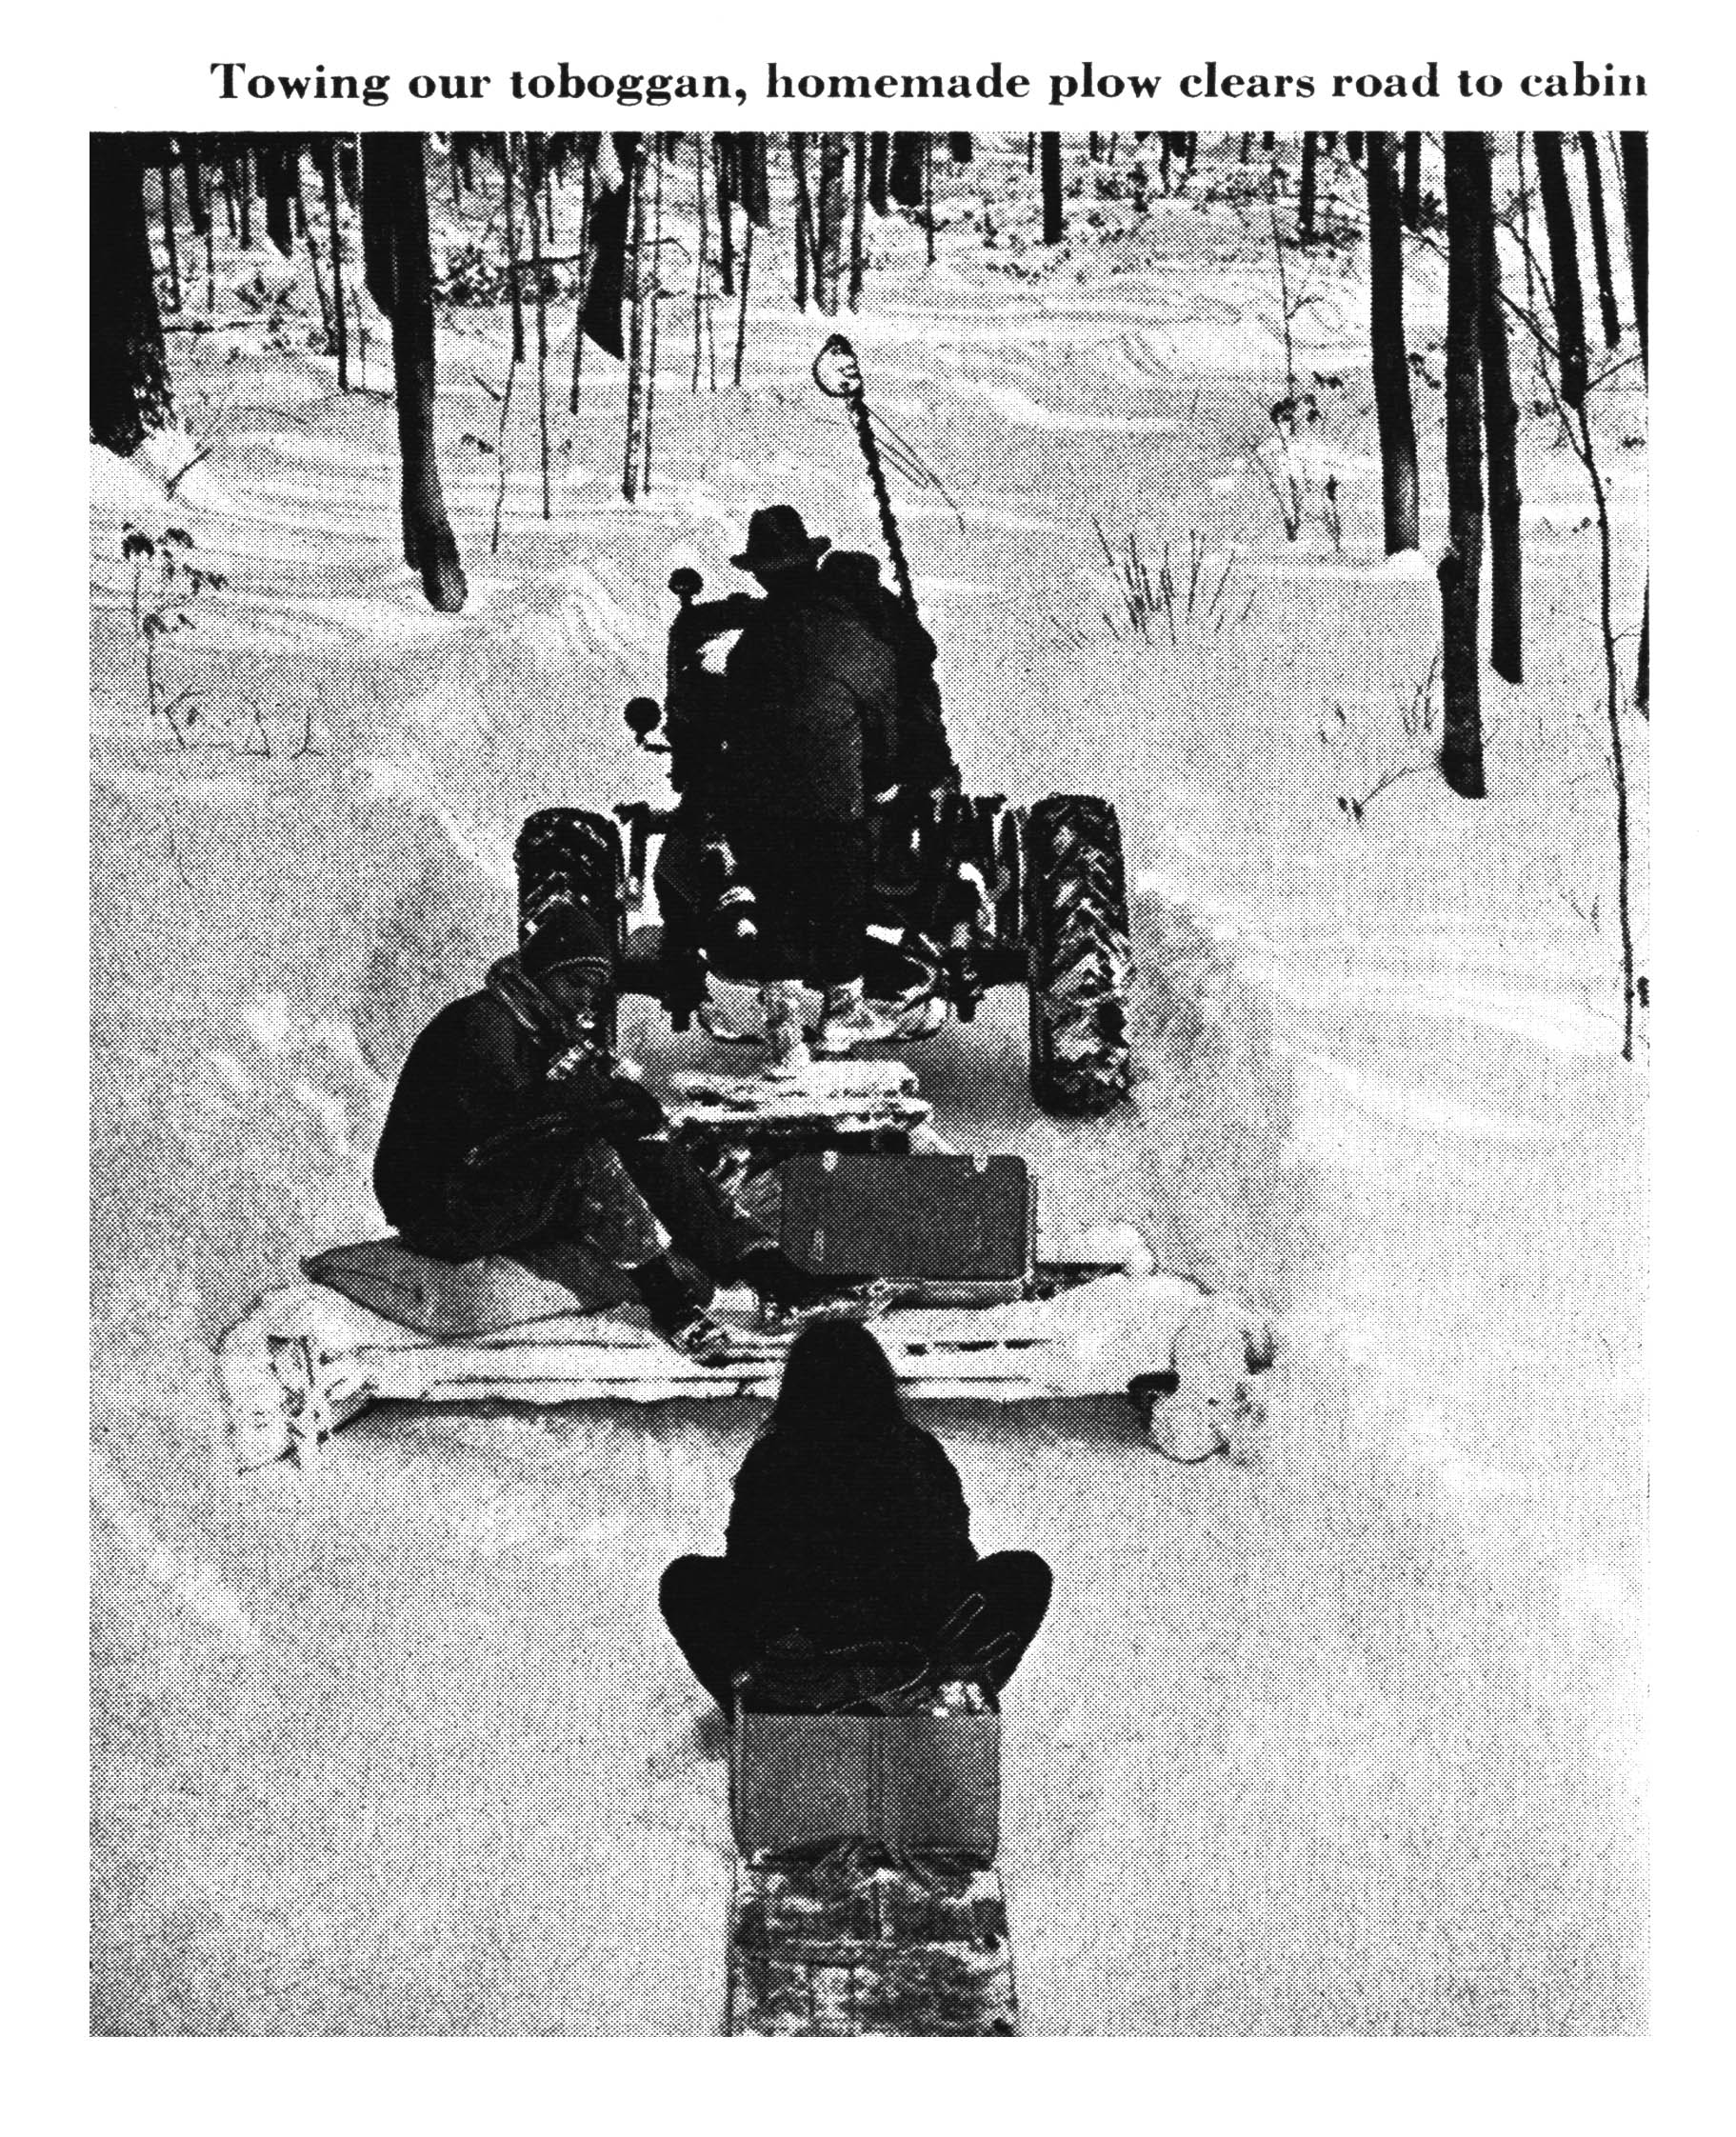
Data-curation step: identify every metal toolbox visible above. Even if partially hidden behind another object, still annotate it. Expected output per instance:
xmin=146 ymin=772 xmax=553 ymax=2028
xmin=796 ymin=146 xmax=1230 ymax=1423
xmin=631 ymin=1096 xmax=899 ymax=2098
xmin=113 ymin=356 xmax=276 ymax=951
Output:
xmin=731 ymin=1708 xmax=1001 ymax=1863
xmin=778 ymin=1150 xmax=1034 ymax=1304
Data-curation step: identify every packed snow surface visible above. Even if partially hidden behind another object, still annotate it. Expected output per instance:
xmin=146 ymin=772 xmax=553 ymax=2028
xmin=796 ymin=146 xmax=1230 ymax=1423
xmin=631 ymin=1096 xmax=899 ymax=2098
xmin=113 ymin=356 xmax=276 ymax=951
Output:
xmin=91 ymin=140 xmax=1644 ymax=2033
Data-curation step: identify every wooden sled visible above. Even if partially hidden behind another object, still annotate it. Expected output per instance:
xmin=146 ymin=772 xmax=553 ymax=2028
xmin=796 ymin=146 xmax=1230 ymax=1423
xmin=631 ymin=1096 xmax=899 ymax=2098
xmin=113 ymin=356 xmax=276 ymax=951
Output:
xmin=727 ymin=1677 xmax=1016 ymax=2035
xmin=218 ymin=1067 xmax=1274 ymax=1470
xmin=219 ymin=1253 xmax=1273 ymax=1472
xmin=728 ymin=1857 xmax=1017 ymax=2036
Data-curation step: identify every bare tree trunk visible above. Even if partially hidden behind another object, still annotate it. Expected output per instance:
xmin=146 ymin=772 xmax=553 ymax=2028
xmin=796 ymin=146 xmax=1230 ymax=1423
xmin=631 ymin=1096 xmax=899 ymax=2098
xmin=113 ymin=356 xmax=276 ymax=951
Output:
xmin=1040 ymin=133 xmax=1064 ymax=245
xmin=320 ymin=142 xmax=349 ymax=391
xmin=738 ymin=133 xmax=769 ymax=228
xmin=1621 ymin=130 xmax=1647 ymax=714
xmin=236 ymin=144 xmax=251 ymax=250
xmin=1473 ymin=134 xmax=1523 ymax=686
xmin=158 ymin=153 xmax=181 ymax=310
xmin=789 ymin=133 xmax=814 ymax=310
xmin=261 ymin=144 xmax=293 ymax=257
xmin=1298 ymin=132 xmax=1319 ymax=245
xmin=733 ymin=202 xmax=753 ymax=389
xmin=569 ymin=153 xmax=594 ymax=412
xmin=501 ymin=133 xmax=526 ymax=366
xmin=641 ymin=136 xmax=662 ymax=495
xmin=1636 ymin=582 xmax=1648 ymax=713
xmin=1400 ymin=131 xmax=1422 ymax=230
xmin=1579 ymin=131 xmax=1621 ymax=349
xmin=301 ymin=159 xmax=334 ymax=350
xmin=868 ymin=131 xmax=889 ymax=214
xmin=180 ymin=143 xmax=211 ymax=313
xmin=1533 ymin=130 xmax=1587 ymax=409
xmin=816 ymin=131 xmax=847 ymax=314
xmin=1366 ymin=132 xmax=1420 ymax=554
xmin=1439 ymin=133 xmax=1487 ymax=798
xmin=692 ymin=131 xmax=710 ymax=392
xmin=714 ymin=134 xmax=734 ymax=297
xmin=360 ymin=133 xmax=468 ymax=611
xmin=888 ymin=133 xmax=925 ymax=210
xmin=91 ymin=135 xmax=173 ymax=454
xmin=526 ymin=133 xmax=551 ymax=518
xmin=923 ymin=132 xmax=936 ymax=266
xmin=1620 ymin=131 xmax=1647 ymax=369
xmin=848 ymin=132 xmax=868 ymax=311
xmin=1516 ymin=133 xmax=1537 ymax=317
xmin=622 ymin=148 xmax=648 ymax=500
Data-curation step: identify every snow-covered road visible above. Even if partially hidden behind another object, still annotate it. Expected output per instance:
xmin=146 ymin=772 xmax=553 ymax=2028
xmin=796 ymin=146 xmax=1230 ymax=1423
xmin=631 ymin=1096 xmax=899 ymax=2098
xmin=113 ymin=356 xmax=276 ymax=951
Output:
xmin=91 ymin=139 xmax=1645 ymax=2033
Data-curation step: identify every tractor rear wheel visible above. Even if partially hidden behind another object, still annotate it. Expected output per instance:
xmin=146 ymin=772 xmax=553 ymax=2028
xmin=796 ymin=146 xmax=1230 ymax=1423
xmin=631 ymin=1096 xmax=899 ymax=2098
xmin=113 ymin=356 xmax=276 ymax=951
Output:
xmin=1024 ymin=795 xmax=1133 ymax=1117
xmin=515 ymin=809 xmax=627 ymax=1051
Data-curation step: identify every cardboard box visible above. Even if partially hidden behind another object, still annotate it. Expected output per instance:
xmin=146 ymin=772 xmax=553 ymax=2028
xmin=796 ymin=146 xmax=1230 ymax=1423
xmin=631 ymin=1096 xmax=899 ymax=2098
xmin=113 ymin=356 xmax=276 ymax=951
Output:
xmin=731 ymin=1709 xmax=1000 ymax=1863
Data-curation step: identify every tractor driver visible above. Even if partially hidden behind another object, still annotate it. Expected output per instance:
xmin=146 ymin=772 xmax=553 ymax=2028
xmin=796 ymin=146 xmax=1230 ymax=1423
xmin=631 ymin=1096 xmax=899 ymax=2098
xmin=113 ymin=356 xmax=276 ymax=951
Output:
xmin=716 ymin=506 xmax=904 ymax=1072
xmin=372 ymin=905 xmax=886 ymax=1363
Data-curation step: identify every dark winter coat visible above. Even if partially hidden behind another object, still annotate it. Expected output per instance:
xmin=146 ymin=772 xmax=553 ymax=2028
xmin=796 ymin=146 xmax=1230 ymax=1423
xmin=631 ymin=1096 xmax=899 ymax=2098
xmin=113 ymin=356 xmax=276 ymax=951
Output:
xmin=720 ymin=577 xmax=899 ymax=821
xmin=373 ymin=991 xmax=661 ymax=1259
xmin=725 ymin=1413 xmax=979 ymax=1648
xmin=838 ymin=581 xmax=957 ymax=791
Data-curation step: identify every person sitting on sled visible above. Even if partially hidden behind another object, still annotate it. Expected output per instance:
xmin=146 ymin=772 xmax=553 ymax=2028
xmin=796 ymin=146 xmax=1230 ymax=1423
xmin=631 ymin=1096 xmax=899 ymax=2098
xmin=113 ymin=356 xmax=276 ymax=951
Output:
xmin=372 ymin=907 xmax=885 ymax=1365
xmin=659 ymin=1320 xmax=1052 ymax=1710
xmin=716 ymin=505 xmax=904 ymax=1071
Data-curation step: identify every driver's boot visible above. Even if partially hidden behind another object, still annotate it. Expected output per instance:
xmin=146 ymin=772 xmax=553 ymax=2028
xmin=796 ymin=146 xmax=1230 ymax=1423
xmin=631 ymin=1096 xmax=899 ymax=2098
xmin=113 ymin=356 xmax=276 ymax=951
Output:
xmin=812 ymin=980 xmax=899 ymax=1056
xmin=759 ymin=982 xmax=812 ymax=1077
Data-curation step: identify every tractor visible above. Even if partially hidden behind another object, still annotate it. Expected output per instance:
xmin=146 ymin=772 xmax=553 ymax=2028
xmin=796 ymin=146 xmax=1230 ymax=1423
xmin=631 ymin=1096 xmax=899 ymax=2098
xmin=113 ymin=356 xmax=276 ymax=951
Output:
xmin=516 ymin=562 xmax=1134 ymax=1118
xmin=517 ymin=332 xmax=1134 ymax=1120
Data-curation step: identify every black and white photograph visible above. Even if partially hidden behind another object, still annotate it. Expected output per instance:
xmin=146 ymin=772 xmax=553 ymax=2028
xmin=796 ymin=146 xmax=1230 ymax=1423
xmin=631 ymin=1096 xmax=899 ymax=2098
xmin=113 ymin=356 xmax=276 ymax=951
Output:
xmin=83 ymin=41 xmax=1665 ymax=2048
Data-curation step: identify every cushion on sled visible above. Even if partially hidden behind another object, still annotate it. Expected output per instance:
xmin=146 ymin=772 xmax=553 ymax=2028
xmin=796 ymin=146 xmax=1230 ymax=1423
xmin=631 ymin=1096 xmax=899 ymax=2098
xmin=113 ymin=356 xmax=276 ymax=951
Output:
xmin=302 ymin=1237 xmax=631 ymax=1338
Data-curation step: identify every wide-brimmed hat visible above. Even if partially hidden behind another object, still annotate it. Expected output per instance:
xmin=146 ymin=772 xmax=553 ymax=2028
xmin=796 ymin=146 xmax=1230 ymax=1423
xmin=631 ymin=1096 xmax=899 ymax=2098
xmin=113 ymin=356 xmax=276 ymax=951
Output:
xmin=731 ymin=505 xmax=831 ymax=572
